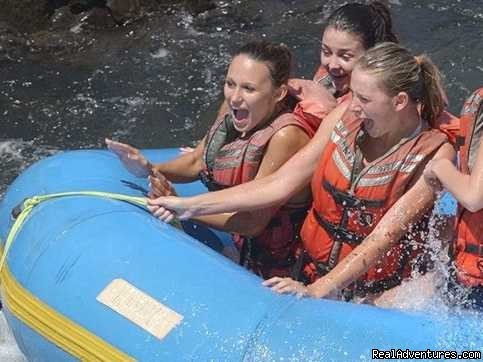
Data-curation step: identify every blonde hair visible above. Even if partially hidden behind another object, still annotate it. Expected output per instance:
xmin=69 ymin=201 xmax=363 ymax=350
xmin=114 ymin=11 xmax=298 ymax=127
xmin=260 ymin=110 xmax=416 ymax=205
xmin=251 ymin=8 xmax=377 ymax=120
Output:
xmin=355 ymin=42 xmax=447 ymax=126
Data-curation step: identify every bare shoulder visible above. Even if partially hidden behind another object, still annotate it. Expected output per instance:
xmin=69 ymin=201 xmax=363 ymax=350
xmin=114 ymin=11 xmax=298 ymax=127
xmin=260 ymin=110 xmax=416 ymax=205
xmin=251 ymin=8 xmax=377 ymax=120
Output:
xmin=433 ymin=142 xmax=456 ymax=159
xmin=269 ymin=124 xmax=310 ymax=150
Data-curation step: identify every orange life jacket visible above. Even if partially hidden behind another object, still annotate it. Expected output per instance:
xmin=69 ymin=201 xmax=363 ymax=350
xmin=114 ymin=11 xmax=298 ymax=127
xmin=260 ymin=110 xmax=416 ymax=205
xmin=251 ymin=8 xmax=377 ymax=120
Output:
xmin=300 ymin=114 xmax=447 ymax=293
xmin=291 ymin=66 xmax=347 ymax=137
xmin=435 ymin=110 xmax=460 ymax=146
xmin=199 ymin=111 xmax=312 ymax=279
xmin=311 ymin=65 xmax=352 ymax=104
xmin=453 ymin=87 xmax=483 ymax=287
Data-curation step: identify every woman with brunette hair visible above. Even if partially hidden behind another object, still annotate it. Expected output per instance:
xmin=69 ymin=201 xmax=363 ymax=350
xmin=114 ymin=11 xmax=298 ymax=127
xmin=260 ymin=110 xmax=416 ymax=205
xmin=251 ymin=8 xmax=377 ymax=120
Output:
xmin=107 ymin=40 xmax=314 ymax=279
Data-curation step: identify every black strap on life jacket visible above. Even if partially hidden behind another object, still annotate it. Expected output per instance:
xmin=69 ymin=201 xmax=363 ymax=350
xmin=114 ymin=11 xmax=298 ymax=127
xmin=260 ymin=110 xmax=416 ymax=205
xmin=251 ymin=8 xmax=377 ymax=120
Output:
xmin=199 ymin=171 xmax=226 ymax=192
xmin=465 ymin=243 xmax=483 ymax=256
xmin=455 ymin=135 xmax=466 ymax=152
xmin=312 ymin=209 xmax=364 ymax=245
xmin=323 ymin=181 xmax=385 ymax=209
xmin=315 ymin=181 xmax=386 ymax=270
xmin=291 ymin=239 xmax=416 ymax=296
xmin=239 ymin=208 xmax=307 ymax=273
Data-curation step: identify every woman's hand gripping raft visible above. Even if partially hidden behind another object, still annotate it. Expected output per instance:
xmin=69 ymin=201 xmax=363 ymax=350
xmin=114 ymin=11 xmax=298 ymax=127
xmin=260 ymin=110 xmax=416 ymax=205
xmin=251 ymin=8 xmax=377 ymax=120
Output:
xmin=147 ymin=196 xmax=194 ymax=223
xmin=147 ymin=169 xmax=179 ymax=222
xmin=262 ymin=276 xmax=339 ymax=299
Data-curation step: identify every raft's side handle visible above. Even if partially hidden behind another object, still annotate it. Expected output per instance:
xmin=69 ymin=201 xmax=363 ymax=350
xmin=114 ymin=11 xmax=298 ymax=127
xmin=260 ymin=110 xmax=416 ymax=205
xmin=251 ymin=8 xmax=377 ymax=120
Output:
xmin=11 ymin=199 xmax=27 ymax=220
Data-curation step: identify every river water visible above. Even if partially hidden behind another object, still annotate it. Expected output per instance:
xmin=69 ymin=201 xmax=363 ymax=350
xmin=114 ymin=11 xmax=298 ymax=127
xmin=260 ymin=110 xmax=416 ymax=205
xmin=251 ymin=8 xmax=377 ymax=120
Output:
xmin=0 ymin=0 xmax=482 ymax=359
xmin=1 ymin=0 xmax=482 ymax=196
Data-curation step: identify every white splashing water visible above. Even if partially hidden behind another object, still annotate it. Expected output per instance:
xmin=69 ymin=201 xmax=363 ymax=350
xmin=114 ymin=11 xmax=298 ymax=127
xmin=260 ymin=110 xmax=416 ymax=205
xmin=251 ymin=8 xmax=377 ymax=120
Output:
xmin=0 ymin=140 xmax=59 ymax=164
xmin=0 ymin=139 xmax=60 ymax=197
xmin=150 ymin=48 xmax=169 ymax=59
xmin=372 ymin=192 xmax=468 ymax=314
xmin=0 ymin=312 xmax=26 ymax=361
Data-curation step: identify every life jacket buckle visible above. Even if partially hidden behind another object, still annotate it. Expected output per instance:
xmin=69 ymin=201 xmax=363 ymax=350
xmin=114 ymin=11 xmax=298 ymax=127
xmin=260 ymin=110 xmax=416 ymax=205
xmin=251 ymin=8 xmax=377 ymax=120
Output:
xmin=465 ymin=243 xmax=483 ymax=257
xmin=312 ymin=209 xmax=364 ymax=245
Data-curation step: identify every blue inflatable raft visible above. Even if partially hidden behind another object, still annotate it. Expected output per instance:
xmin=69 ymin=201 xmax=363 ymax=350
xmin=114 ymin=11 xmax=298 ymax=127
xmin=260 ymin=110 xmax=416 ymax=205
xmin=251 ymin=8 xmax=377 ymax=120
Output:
xmin=0 ymin=149 xmax=481 ymax=361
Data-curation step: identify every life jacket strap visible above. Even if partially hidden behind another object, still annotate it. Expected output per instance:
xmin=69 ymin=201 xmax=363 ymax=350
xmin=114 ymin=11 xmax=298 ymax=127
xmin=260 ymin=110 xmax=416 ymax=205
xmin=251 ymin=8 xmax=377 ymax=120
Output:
xmin=322 ymin=181 xmax=384 ymax=209
xmin=291 ymin=249 xmax=309 ymax=281
xmin=239 ymin=209 xmax=306 ymax=272
xmin=238 ymin=237 xmax=298 ymax=271
xmin=347 ymin=276 xmax=404 ymax=299
xmin=455 ymin=135 xmax=465 ymax=150
xmin=312 ymin=209 xmax=364 ymax=245
xmin=465 ymin=243 xmax=483 ymax=256
xmin=199 ymin=170 xmax=225 ymax=192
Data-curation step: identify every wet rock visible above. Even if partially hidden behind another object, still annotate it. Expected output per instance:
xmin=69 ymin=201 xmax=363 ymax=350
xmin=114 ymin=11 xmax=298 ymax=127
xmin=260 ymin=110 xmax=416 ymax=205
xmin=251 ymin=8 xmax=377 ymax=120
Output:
xmin=28 ymin=30 xmax=85 ymax=54
xmin=0 ymin=21 xmax=27 ymax=63
xmin=107 ymin=0 xmax=140 ymax=24
xmin=0 ymin=0 xmax=243 ymax=65
xmin=49 ymin=6 xmax=77 ymax=30
xmin=77 ymin=7 xmax=119 ymax=28
xmin=183 ymin=0 xmax=215 ymax=15
xmin=193 ymin=1 xmax=261 ymax=32
xmin=0 ymin=0 xmax=51 ymax=32
xmin=69 ymin=0 xmax=107 ymax=14
xmin=28 ymin=30 xmax=68 ymax=53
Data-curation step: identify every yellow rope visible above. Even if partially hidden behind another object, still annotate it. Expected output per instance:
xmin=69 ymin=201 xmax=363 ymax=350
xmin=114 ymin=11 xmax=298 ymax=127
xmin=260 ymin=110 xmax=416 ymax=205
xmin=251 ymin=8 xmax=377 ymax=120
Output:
xmin=0 ymin=191 xmax=147 ymax=272
xmin=0 ymin=261 xmax=135 ymax=361
xmin=0 ymin=190 xmax=155 ymax=360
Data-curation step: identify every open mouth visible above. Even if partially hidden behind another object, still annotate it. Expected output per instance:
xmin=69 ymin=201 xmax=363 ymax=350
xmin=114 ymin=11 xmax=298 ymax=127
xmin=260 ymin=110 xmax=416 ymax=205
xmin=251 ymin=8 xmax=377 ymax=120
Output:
xmin=232 ymin=108 xmax=249 ymax=121
xmin=362 ymin=118 xmax=374 ymax=132
xmin=329 ymin=72 xmax=346 ymax=80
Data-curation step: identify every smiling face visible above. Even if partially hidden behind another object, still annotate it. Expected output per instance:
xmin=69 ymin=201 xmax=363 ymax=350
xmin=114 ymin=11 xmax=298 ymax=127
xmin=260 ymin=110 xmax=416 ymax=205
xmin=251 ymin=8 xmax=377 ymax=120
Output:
xmin=349 ymin=66 xmax=399 ymax=138
xmin=320 ymin=27 xmax=366 ymax=95
xmin=224 ymin=54 xmax=286 ymax=134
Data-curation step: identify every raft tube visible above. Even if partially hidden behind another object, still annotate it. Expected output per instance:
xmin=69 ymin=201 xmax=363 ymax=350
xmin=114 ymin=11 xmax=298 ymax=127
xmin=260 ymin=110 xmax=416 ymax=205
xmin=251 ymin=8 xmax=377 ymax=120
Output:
xmin=0 ymin=149 xmax=481 ymax=361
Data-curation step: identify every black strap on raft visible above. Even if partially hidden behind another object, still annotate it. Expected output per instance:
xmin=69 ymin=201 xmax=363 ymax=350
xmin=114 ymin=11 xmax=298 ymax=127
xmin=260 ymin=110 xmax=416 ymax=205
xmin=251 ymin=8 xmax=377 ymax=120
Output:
xmin=11 ymin=198 xmax=27 ymax=220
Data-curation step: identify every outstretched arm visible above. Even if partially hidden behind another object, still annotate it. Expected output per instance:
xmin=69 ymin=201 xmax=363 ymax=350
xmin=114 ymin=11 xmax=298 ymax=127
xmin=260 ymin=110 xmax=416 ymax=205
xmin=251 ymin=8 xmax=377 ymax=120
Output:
xmin=106 ymin=137 xmax=206 ymax=183
xmin=266 ymin=142 xmax=455 ymax=298
xmin=147 ymin=101 xmax=350 ymax=220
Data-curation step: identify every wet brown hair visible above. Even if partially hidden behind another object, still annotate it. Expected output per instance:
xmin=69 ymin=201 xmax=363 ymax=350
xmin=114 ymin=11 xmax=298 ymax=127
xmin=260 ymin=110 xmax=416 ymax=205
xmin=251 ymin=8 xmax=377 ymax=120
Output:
xmin=234 ymin=40 xmax=292 ymax=87
xmin=326 ymin=1 xmax=398 ymax=49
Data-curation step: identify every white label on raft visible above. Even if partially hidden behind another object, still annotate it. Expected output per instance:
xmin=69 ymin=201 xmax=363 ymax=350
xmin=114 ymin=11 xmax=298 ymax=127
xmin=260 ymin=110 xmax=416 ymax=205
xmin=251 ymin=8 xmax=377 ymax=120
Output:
xmin=97 ymin=278 xmax=183 ymax=340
